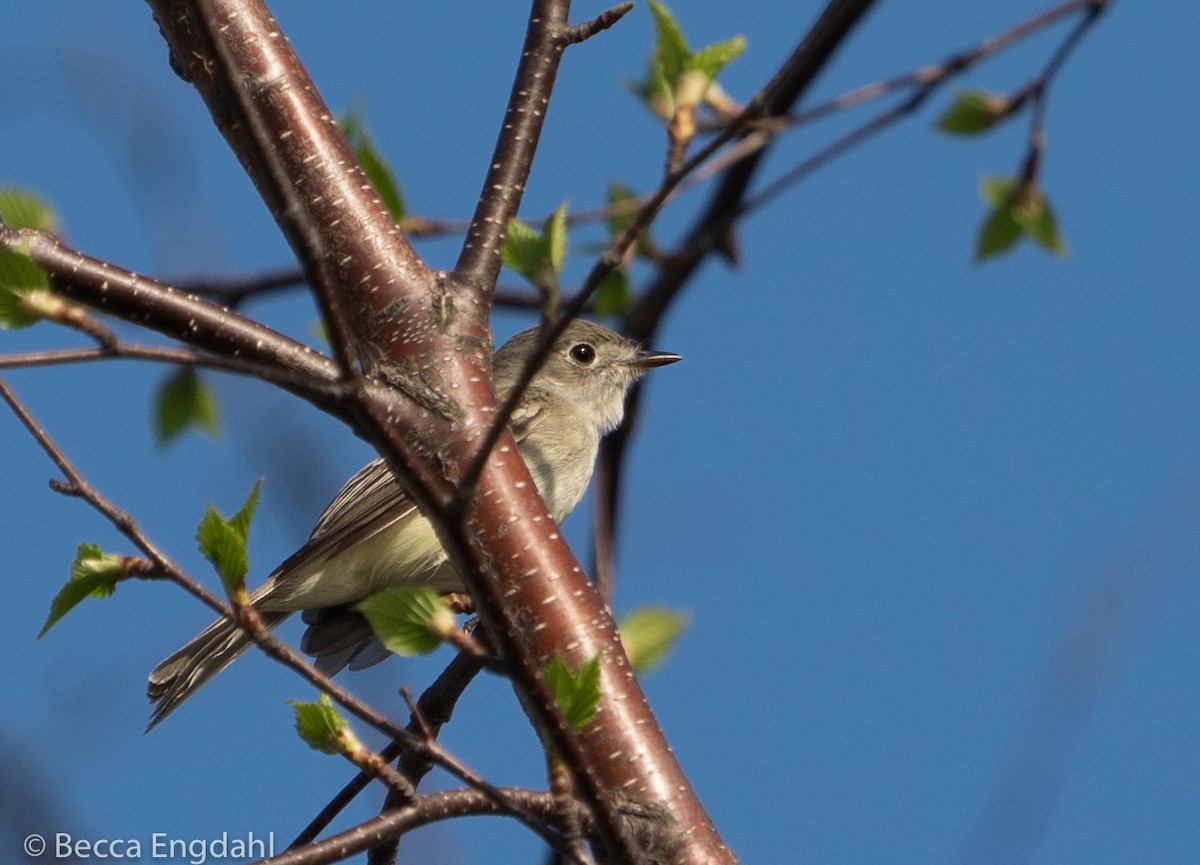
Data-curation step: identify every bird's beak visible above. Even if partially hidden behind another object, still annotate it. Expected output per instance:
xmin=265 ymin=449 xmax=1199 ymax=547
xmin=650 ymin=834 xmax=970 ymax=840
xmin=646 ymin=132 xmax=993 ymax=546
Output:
xmin=629 ymin=349 xmax=683 ymax=369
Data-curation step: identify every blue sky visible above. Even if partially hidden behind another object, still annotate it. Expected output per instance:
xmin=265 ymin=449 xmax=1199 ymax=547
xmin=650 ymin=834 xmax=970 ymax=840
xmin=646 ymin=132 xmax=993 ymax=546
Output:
xmin=3 ymin=2 xmax=1199 ymax=864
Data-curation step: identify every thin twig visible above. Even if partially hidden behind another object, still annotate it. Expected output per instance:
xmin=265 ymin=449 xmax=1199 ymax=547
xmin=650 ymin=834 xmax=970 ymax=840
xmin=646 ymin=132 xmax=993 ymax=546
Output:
xmin=0 ymin=343 xmax=348 ymax=402
xmin=290 ymin=651 xmax=486 ymax=849
xmin=1 ymin=376 xmax=418 ymax=744
xmin=595 ymin=0 xmax=1111 ymax=590
xmin=0 ymin=376 xmax=221 ymax=608
xmin=451 ymin=68 xmax=775 ymax=520
xmin=566 ymin=2 xmax=633 ymax=45
xmin=261 ymin=788 xmax=575 ymax=865
xmin=746 ymin=0 xmax=1109 ymax=221
xmin=782 ymin=0 xmax=1096 ymax=131
xmin=174 ymin=267 xmax=308 ymax=308
xmin=2 ymin=372 xmax=560 ymax=839
xmin=1021 ymin=0 xmax=1109 ymax=184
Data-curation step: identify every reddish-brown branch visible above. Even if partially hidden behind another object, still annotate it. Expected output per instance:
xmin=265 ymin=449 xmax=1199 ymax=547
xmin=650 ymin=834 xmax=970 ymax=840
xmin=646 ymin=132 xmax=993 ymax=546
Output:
xmin=454 ymin=0 xmax=572 ymax=289
xmin=1 ymin=226 xmax=336 ymax=380
xmin=149 ymin=0 xmax=436 ymax=367
xmin=0 ymin=341 xmax=347 ymax=404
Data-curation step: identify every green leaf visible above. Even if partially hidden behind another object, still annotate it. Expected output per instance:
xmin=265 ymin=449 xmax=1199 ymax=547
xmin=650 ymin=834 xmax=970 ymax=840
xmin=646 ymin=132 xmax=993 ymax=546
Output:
xmin=618 ymin=606 xmax=690 ymax=674
xmin=975 ymin=175 xmax=1069 ymax=262
xmin=502 ymin=217 xmax=545 ymax=282
xmin=40 ymin=543 xmax=125 ymax=637
xmin=594 ymin=268 xmax=631 ymax=317
xmin=0 ymin=282 xmax=49 ymax=329
xmin=1013 ymin=186 xmax=1068 ymax=257
xmin=976 ymin=199 xmax=1023 ymax=261
xmin=502 ymin=204 xmax=570 ymax=290
xmin=544 ymin=202 xmax=569 ymax=277
xmin=544 ymin=652 xmax=602 ymax=733
xmin=340 ymin=107 xmax=405 ymax=222
xmin=288 ymin=693 xmax=350 ymax=755
xmin=690 ymin=35 xmax=746 ymax=79
xmin=196 ymin=479 xmax=262 ymax=593
xmin=976 ymin=176 xmax=1023 ymax=261
xmin=936 ymin=89 xmax=1009 ymax=136
xmin=356 ymin=587 xmax=453 ymax=657
xmin=0 ymin=187 xmax=58 ymax=231
xmin=155 ymin=367 xmax=220 ymax=445
xmin=648 ymin=60 xmax=676 ymax=119
xmin=648 ymin=0 xmax=690 ymax=81
xmin=645 ymin=2 xmax=743 ymax=106
xmin=0 ymin=188 xmax=57 ymax=329
xmin=980 ymin=175 xmax=1017 ymax=209
xmin=228 ymin=479 xmax=262 ymax=544
xmin=621 ymin=61 xmax=675 ymax=122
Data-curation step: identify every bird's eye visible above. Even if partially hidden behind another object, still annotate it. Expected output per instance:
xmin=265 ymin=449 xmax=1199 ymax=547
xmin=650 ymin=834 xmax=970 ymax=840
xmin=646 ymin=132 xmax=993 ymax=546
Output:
xmin=569 ymin=343 xmax=596 ymax=365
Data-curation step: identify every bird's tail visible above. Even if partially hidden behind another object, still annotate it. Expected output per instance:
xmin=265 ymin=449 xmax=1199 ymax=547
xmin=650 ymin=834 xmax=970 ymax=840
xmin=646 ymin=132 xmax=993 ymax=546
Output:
xmin=146 ymin=608 xmax=290 ymax=731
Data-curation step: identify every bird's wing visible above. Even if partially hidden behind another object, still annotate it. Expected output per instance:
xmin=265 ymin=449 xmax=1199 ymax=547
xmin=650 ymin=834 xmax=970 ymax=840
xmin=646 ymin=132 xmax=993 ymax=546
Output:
xmin=269 ymin=457 xmax=418 ymax=580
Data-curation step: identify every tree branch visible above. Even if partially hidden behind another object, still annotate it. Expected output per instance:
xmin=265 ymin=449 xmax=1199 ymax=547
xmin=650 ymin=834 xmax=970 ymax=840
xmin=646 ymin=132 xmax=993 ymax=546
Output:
xmin=263 ymin=788 xmax=574 ymax=865
xmin=149 ymin=0 xmax=436 ymax=369
xmin=454 ymin=0 xmax=572 ymax=288
xmin=290 ymin=651 xmax=485 ymax=851
xmin=0 ymin=225 xmax=336 ymax=380
xmin=597 ymin=1 xmax=1109 ymax=578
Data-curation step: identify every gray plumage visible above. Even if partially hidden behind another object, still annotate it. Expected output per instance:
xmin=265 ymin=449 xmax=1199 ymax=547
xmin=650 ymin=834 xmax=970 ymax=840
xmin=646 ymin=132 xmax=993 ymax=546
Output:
xmin=146 ymin=320 xmax=680 ymax=729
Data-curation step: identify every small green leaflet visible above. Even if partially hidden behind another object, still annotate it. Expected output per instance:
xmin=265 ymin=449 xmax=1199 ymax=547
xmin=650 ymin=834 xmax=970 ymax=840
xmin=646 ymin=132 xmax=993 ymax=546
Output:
xmin=502 ymin=218 xmax=544 ymax=280
xmin=356 ymin=587 xmax=454 ymax=657
xmin=618 ymin=606 xmax=690 ymax=674
xmin=976 ymin=175 xmax=1068 ymax=262
xmin=648 ymin=0 xmax=690 ymax=81
xmin=645 ymin=0 xmax=745 ymax=101
xmin=196 ymin=479 xmax=262 ymax=594
xmin=977 ymin=193 xmax=1023 ymax=259
xmin=288 ymin=693 xmax=351 ymax=755
xmin=545 ymin=203 xmax=568 ymax=276
xmin=502 ymin=201 xmax=569 ymax=291
xmin=155 ymin=367 xmax=220 ymax=445
xmin=39 ymin=543 xmax=126 ymax=637
xmin=339 ymin=106 xmax=405 ymax=222
xmin=0 ymin=187 xmax=59 ymax=232
xmin=623 ymin=59 xmax=674 ymax=122
xmin=0 ymin=285 xmax=52 ymax=330
xmin=936 ymin=89 xmax=1010 ymax=136
xmin=544 ymin=652 xmax=602 ymax=733
xmin=0 ymin=187 xmax=57 ymax=329
xmin=691 ymin=35 xmax=748 ymax=81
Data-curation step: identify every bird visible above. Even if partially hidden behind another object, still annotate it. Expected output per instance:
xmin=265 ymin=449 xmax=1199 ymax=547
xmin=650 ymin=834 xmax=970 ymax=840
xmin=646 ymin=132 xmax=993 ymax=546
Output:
xmin=146 ymin=319 xmax=681 ymax=728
